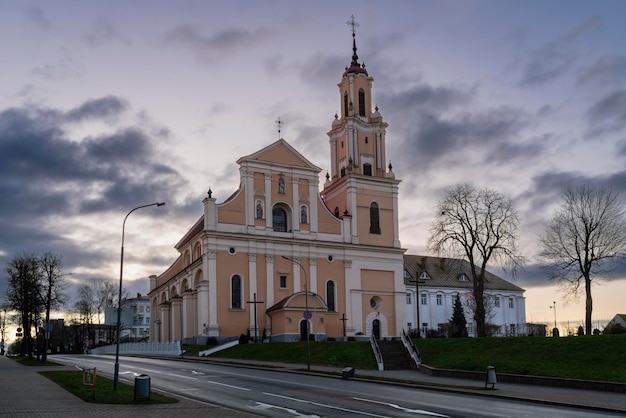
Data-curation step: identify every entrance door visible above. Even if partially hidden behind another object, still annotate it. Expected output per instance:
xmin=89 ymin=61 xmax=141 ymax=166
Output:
xmin=372 ymin=319 xmax=381 ymax=340
xmin=300 ymin=320 xmax=309 ymax=341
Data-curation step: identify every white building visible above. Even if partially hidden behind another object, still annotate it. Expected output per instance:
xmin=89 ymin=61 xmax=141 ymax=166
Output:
xmin=123 ymin=293 xmax=151 ymax=342
xmin=404 ymin=256 xmax=526 ymax=337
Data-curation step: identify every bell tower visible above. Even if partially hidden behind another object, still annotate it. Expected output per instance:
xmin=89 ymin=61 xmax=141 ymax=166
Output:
xmin=322 ymin=16 xmax=401 ymax=248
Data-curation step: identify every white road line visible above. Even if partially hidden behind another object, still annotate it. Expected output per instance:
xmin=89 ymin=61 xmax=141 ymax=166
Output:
xmin=264 ymin=392 xmax=391 ymax=418
xmin=353 ymin=397 xmax=449 ymax=417
xmin=168 ymin=373 xmax=198 ymax=380
xmin=251 ymin=401 xmax=321 ymax=417
xmin=205 ymin=380 xmax=251 ymax=391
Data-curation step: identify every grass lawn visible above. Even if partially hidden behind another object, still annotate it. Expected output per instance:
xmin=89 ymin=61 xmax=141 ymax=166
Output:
xmin=39 ymin=370 xmax=178 ymax=404
xmin=207 ymin=334 xmax=626 ymax=383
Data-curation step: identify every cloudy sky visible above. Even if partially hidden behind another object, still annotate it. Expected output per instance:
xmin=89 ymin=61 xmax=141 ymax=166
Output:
xmin=2 ymin=0 xmax=625 ymax=332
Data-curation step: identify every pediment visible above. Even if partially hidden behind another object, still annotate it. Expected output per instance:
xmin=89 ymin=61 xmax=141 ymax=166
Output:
xmin=237 ymin=139 xmax=321 ymax=172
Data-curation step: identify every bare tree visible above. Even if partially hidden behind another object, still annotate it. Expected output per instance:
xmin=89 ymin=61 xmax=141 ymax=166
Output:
xmin=429 ymin=184 xmax=523 ymax=337
xmin=539 ymin=185 xmax=626 ymax=335
xmin=39 ymin=252 xmax=67 ymax=362
xmin=5 ymin=253 xmax=42 ymax=357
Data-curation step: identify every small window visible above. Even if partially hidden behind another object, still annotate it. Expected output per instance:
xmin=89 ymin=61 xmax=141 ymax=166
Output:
xmin=300 ymin=206 xmax=308 ymax=224
xmin=334 ymin=207 xmax=340 ymax=217
xmin=370 ymin=296 xmax=382 ymax=309
xmin=344 ymin=93 xmax=348 ymax=117
xmin=278 ymin=177 xmax=285 ymax=194
xmin=495 ymin=297 xmax=501 ymax=308
xmin=509 ymin=297 xmax=514 ymax=308
xmin=358 ymin=88 xmax=366 ymax=117
xmin=279 ymin=275 xmax=287 ymax=288
xmin=256 ymin=201 xmax=264 ymax=219
xmin=231 ymin=275 xmax=242 ymax=309
xmin=420 ymin=272 xmax=430 ymax=280
xmin=421 ymin=293 xmax=427 ymax=305
xmin=436 ymin=294 xmax=442 ymax=305
xmin=404 ymin=270 xmax=411 ymax=279
xmin=458 ymin=274 xmax=469 ymax=282
xmin=406 ymin=293 xmax=412 ymax=304
xmin=326 ymin=280 xmax=336 ymax=312
xmin=363 ymin=163 xmax=372 ymax=176
xmin=365 ymin=136 xmax=368 ymax=144
xmin=369 ymin=202 xmax=380 ymax=234
xmin=340 ymin=167 xmax=346 ymax=177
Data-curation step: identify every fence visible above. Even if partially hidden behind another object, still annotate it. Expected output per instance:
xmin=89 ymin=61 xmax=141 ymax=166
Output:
xmin=89 ymin=341 xmax=183 ymax=356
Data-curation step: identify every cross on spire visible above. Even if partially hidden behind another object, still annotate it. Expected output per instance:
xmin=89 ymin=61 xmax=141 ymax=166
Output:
xmin=275 ymin=117 xmax=283 ymax=139
xmin=346 ymin=14 xmax=359 ymax=36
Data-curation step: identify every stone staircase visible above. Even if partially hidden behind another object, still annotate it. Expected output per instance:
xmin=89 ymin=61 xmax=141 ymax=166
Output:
xmin=377 ymin=339 xmax=416 ymax=370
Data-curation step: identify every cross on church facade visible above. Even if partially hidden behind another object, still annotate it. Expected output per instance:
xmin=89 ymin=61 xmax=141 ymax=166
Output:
xmin=246 ymin=292 xmax=264 ymax=343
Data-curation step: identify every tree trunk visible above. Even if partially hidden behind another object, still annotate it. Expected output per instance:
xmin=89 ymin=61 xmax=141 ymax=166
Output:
xmin=474 ymin=273 xmax=487 ymax=337
xmin=585 ymin=276 xmax=592 ymax=335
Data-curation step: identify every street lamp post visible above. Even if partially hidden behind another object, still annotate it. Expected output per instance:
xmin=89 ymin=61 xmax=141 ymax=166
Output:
xmin=282 ymin=255 xmax=311 ymax=370
xmin=114 ymin=202 xmax=165 ymax=391
xmin=550 ymin=301 xmax=557 ymax=337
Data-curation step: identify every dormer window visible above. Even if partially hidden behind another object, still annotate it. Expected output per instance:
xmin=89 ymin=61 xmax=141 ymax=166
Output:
xmin=403 ymin=270 xmax=411 ymax=279
xmin=458 ymin=274 xmax=470 ymax=282
xmin=420 ymin=272 xmax=430 ymax=280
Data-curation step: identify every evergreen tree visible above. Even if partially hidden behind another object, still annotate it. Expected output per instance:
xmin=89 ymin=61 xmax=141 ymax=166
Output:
xmin=449 ymin=294 xmax=468 ymax=338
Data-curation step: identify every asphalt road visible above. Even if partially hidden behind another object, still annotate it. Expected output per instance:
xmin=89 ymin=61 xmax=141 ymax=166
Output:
xmin=53 ymin=355 xmax=615 ymax=418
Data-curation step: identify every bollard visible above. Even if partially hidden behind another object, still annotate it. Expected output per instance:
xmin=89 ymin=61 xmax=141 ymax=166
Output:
xmin=342 ymin=367 xmax=355 ymax=379
xmin=485 ymin=365 xmax=497 ymax=389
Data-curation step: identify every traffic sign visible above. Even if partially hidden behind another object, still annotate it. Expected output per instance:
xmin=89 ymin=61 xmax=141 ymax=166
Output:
xmin=303 ymin=310 xmax=312 ymax=320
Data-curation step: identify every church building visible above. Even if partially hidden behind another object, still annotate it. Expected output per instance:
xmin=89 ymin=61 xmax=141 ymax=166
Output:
xmin=148 ymin=25 xmax=406 ymax=343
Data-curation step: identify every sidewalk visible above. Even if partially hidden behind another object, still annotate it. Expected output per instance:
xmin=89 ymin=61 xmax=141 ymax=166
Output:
xmin=0 ymin=355 xmax=255 ymax=417
xmin=1 ymin=353 xmax=625 ymax=416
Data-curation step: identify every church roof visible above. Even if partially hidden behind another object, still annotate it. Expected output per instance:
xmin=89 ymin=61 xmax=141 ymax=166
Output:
xmin=403 ymin=255 xmax=524 ymax=292
xmin=237 ymin=138 xmax=321 ymax=172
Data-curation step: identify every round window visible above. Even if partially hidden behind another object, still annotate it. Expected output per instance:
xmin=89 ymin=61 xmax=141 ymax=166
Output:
xmin=228 ymin=247 xmax=236 ymax=255
xmin=327 ymin=255 xmax=334 ymax=262
xmin=370 ymin=296 xmax=382 ymax=310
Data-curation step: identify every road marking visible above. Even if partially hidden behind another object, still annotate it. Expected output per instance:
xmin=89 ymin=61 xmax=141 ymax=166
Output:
xmin=353 ymin=397 xmax=449 ymax=417
xmin=251 ymin=401 xmax=321 ymax=417
xmin=168 ymin=373 xmax=198 ymax=380
xmin=264 ymin=392 xmax=391 ymax=418
xmin=205 ymin=380 xmax=250 ymax=391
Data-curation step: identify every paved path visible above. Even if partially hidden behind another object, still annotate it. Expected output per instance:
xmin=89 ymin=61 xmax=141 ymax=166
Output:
xmin=1 ymin=354 xmax=625 ymax=416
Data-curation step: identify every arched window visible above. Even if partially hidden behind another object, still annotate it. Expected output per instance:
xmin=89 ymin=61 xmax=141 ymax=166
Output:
xmin=278 ymin=177 xmax=285 ymax=194
xmin=326 ymin=280 xmax=336 ymax=312
xmin=272 ymin=207 xmax=288 ymax=232
xmin=344 ymin=93 xmax=349 ymax=117
xmin=340 ymin=167 xmax=346 ymax=177
xmin=231 ymin=275 xmax=242 ymax=309
xmin=369 ymin=202 xmax=380 ymax=234
xmin=256 ymin=200 xmax=264 ymax=219
xmin=300 ymin=205 xmax=308 ymax=224
xmin=358 ymin=88 xmax=366 ymax=117
xmin=363 ymin=163 xmax=372 ymax=176
xmin=334 ymin=207 xmax=340 ymax=217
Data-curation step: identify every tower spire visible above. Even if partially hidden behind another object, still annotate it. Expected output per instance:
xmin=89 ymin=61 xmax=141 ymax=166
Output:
xmin=344 ymin=15 xmax=367 ymax=76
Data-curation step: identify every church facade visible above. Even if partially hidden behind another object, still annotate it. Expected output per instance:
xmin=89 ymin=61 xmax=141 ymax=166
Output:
xmin=148 ymin=29 xmax=406 ymax=343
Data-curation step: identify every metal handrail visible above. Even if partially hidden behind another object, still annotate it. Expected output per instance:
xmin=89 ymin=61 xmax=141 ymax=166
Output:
xmin=401 ymin=328 xmax=422 ymax=367
xmin=370 ymin=334 xmax=384 ymax=371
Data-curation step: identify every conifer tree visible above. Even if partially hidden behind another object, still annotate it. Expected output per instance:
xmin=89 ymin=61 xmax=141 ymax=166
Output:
xmin=449 ymin=294 xmax=468 ymax=338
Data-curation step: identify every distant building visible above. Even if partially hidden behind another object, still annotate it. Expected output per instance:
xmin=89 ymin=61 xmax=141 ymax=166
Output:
xmin=404 ymin=256 xmax=527 ymax=337
xmin=123 ymin=293 xmax=151 ymax=342
xmin=605 ymin=314 xmax=626 ymax=331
